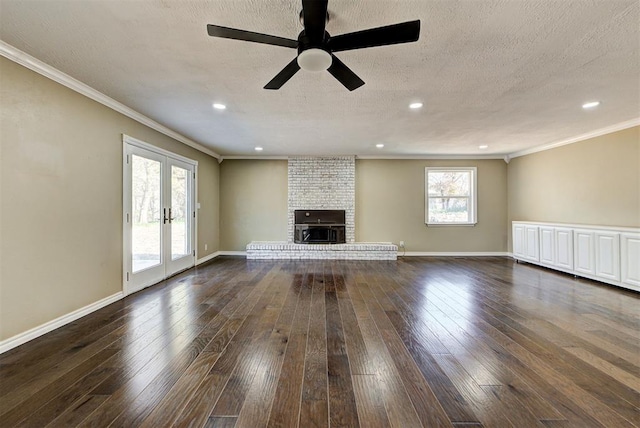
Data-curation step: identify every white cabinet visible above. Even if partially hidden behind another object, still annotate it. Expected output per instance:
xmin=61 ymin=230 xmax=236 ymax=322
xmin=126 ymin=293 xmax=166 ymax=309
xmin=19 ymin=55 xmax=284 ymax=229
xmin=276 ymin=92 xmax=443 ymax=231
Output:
xmin=595 ymin=232 xmax=620 ymax=282
xmin=539 ymin=226 xmax=555 ymax=266
xmin=574 ymin=230 xmax=595 ymax=275
xmin=512 ymin=222 xmax=638 ymax=292
xmin=512 ymin=224 xmax=539 ymax=262
xmin=555 ymin=228 xmax=574 ymax=270
xmin=524 ymin=225 xmax=540 ymax=262
xmin=513 ymin=224 xmax=526 ymax=259
xmin=621 ymin=233 xmax=640 ymax=288
xmin=537 ymin=226 xmax=573 ymax=271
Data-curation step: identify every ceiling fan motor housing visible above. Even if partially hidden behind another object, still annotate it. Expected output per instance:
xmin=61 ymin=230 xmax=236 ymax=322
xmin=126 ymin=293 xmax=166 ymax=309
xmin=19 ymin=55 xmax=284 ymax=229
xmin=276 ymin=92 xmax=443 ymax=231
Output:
xmin=297 ymin=30 xmax=330 ymax=54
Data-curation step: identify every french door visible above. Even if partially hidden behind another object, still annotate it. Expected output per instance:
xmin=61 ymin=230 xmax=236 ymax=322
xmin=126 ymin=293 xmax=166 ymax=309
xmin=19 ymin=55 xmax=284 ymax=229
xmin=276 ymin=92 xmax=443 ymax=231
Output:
xmin=123 ymin=136 xmax=196 ymax=295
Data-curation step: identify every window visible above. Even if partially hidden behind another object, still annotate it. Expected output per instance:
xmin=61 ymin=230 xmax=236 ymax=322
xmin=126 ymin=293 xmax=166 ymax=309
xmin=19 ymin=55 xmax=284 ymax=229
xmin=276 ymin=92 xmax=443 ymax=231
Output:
xmin=425 ymin=167 xmax=477 ymax=225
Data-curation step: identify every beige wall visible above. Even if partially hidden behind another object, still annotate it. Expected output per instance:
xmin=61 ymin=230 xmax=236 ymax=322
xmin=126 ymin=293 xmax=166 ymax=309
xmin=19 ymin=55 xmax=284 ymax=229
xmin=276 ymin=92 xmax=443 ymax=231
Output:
xmin=0 ymin=57 xmax=220 ymax=340
xmin=219 ymin=160 xmax=288 ymax=250
xmin=507 ymin=127 xmax=640 ymax=250
xmin=357 ymin=159 xmax=508 ymax=252
xmin=219 ymin=158 xmax=508 ymax=252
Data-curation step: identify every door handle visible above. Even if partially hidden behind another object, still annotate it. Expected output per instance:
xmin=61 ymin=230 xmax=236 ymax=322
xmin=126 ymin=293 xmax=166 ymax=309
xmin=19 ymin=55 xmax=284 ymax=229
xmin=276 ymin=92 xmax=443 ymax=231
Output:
xmin=163 ymin=208 xmax=176 ymax=224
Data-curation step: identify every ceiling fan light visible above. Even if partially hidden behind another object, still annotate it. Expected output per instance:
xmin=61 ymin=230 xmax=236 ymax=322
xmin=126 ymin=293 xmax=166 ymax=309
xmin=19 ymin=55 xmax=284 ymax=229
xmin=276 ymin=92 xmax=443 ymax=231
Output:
xmin=297 ymin=49 xmax=332 ymax=72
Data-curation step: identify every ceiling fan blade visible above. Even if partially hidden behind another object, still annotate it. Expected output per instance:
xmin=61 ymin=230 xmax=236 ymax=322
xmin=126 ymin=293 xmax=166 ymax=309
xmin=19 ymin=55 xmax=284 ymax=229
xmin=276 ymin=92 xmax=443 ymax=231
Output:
xmin=327 ymin=55 xmax=365 ymax=91
xmin=264 ymin=58 xmax=301 ymax=89
xmin=207 ymin=24 xmax=297 ymax=48
xmin=328 ymin=20 xmax=420 ymax=52
xmin=301 ymin=0 xmax=328 ymax=44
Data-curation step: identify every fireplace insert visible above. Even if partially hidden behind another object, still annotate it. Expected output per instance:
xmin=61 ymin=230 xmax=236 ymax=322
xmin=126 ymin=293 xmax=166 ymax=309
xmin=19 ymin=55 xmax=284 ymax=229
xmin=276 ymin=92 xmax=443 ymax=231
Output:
xmin=294 ymin=210 xmax=346 ymax=244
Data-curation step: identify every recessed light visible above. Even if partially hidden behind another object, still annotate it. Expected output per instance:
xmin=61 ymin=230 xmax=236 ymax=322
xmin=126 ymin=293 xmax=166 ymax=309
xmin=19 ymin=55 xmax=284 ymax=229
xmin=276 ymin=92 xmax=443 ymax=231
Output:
xmin=213 ymin=103 xmax=226 ymax=110
xmin=376 ymin=144 xmax=385 ymax=148
xmin=479 ymin=145 xmax=489 ymax=149
xmin=409 ymin=102 xmax=423 ymax=109
xmin=254 ymin=147 xmax=263 ymax=151
xmin=582 ymin=101 xmax=600 ymax=109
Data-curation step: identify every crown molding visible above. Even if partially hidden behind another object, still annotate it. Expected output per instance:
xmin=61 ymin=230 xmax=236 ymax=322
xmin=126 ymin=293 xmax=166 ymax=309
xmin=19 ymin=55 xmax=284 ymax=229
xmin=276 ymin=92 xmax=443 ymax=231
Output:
xmin=0 ymin=40 xmax=220 ymax=160
xmin=221 ymin=154 xmax=505 ymax=161
xmin=356 ymin=154 xmax=505 ymax=160
xmin=508 ymin=118 xmax=640 ymax=159
xmin=221 ymin=155 xmax=289 ymax=161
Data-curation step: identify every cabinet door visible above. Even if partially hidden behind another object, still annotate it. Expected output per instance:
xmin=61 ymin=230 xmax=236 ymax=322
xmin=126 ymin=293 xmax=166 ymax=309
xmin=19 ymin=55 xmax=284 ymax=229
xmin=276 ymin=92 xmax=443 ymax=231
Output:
xmin=621 ymin=233 xmax=640 ymax=289
xmin=513 ymin=224 xmax=526 ymax=259
xmin=574 ymin=230 xmax=595 ymax=275
xmin=525 ymin=225 xmax=540 ymax=262
xmin=554 ymin=228 xmax=574 ymax=270
xmin=594 ymin=232 xmax=620 ymax=282
xmin=539 ymin=227 xmax=555 ymax=265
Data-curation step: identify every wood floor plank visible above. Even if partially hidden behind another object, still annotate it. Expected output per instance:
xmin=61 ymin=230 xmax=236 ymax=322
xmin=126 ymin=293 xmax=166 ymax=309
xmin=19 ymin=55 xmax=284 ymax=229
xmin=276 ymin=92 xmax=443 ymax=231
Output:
xmin=299 ymin=268 xmax=329 ymax=428
xmin=432 ymin=353 xmax=518 ymax=427
xmin=266 ymin=271 xmax=313 ymax=428
xmin=351 ymin=374 xmax=391 ymax=428
xmin=1 ymin=256 xmax=637 ymax=427
xmin=325 ymin=266 xmax=360 ymax=428
xmin=562 ymin=346 xmax=640 ymax=391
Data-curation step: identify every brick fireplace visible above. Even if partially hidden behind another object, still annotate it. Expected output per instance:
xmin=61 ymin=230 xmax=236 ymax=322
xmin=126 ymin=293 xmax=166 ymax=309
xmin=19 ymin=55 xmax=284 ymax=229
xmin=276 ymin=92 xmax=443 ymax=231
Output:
xmin=287 ymin=156 xmax=355 ymax=243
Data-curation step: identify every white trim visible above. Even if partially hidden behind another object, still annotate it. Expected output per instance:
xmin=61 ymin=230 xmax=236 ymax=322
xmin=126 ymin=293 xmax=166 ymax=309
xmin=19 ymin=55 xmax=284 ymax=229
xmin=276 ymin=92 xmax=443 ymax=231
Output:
xmin=0 ymin=292 xmax=124 ymax=354
xmin=123 ymin=135 xmax=199 ymax=166
xmin=215 ymin=250 xmax=509 ymax=258
xmin=0 ymin=41 xmax=220 ymax=159
xmin=221 ymin=154 xmax=505 ymax=161
xmin=511 ymin=220 xmax=639 ymax=233
xmin=425 ymin=166 xmax=478 ymax=226
xmin=508 ymin=118 xmax=640 ymax=159
xmin=221 ymin=156 xmax=289 ymax=161
xmin=400 ymin=252 xmax=510 ymax=257
xmin=196 ymin=251 xmax=220 ymax=265
xmin=357 ymin=154 xmax=505 ymax=160
xmin=219 ymin=251 xmax=248 ymax=256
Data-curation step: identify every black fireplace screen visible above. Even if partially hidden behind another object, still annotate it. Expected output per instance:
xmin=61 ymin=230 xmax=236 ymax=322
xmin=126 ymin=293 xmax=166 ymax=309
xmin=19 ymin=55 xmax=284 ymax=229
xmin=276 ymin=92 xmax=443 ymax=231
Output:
xmin=294 ymin=210 xmax=346 ymax=244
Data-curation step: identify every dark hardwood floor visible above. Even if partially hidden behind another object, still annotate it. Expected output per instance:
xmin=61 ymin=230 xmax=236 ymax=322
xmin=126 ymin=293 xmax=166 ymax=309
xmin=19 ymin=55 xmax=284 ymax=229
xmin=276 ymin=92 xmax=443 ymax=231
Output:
xmin=1 ymin=256 xmax=638 ymax=427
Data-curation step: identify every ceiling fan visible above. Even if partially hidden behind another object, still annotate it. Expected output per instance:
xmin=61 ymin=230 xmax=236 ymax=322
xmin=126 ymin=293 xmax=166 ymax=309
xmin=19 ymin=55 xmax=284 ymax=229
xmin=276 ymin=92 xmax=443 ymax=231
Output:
xmin=207 ymin=0 xmax=420 ymax=91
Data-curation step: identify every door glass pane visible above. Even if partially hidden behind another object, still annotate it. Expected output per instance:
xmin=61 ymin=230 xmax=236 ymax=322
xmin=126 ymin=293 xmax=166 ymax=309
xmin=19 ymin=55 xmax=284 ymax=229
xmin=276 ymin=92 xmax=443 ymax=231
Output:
xmin=131 ymin=155 xmax=162 ymax=272
xmin=171 ymin=165 xmax=189 ymax=260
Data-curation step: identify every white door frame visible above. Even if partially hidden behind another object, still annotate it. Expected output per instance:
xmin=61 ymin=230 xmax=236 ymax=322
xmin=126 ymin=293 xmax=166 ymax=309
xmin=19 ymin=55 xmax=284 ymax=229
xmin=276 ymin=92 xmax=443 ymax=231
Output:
xmin=122 ymin=134 xmax=198 ymax=296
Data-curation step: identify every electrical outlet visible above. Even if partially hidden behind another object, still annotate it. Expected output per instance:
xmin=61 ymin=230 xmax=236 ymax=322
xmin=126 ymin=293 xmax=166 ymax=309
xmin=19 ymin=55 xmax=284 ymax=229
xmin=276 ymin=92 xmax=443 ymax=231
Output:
xmin=399 ymin=241 xmax=405 ymax=247
xmin=204 ymin=244 xmax=208 ymax=251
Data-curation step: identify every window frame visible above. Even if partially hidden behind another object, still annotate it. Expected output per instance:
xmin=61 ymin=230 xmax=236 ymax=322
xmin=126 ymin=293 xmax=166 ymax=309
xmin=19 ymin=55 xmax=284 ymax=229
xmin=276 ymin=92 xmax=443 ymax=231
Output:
xmin=425 ymin=166 xmax=477 ymax=226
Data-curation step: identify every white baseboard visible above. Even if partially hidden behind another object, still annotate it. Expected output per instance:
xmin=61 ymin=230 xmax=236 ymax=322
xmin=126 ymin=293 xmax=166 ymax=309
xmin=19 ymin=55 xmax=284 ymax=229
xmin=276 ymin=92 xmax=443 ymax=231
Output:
xmin=399 ymin=251 xmax=510 ymax=257
xmin=196 ymin=251 xmax=220 ymax=265
xmin=214 ymin=251 xmax=509 ymax=258
xmin=0 ymin=292 xmax=124 ymax=354
xmin=218 ymin=251 xmax=248 ymax=256
xmin=215 ymin=250 xmax=509 ymax=258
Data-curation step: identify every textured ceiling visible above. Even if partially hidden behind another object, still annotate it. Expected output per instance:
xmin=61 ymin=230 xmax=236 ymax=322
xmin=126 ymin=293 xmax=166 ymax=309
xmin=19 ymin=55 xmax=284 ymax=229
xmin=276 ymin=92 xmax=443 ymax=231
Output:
xmin=1 ymin=0 xmax=639 ymax=157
